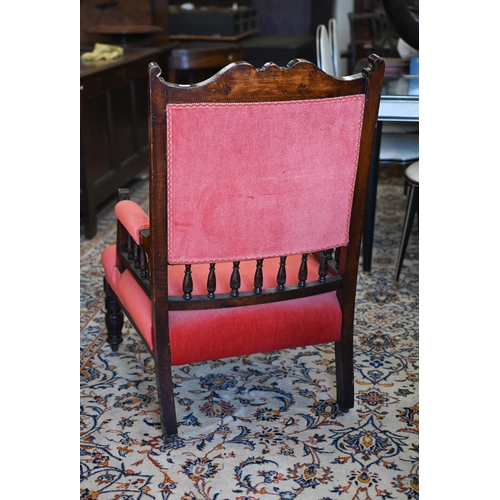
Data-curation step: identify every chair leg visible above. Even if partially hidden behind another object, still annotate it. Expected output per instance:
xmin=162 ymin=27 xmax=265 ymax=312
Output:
xmin=103 ymin=278 xmax=124 ymax=351
xmin=335 ymin=329 xmax=354 ymax=412
xmin=157 ymin=378 xmax=179 ymax=442
xmin=154 ymin=349 xmax=179 ymax=441
xmin=394 ymin=184 xmax=419 ymax=282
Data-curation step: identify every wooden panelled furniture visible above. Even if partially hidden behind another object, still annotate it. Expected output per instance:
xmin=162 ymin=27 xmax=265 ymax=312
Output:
xmin=80 ymin=46 xmax=175 ymax=239
xmin=80 ymin=0 xmax=170 ymax=47
xmin=100 ymin=55 xmax=385 ymax=440
xmin=80 ymin=0 xmax=173 ymax=239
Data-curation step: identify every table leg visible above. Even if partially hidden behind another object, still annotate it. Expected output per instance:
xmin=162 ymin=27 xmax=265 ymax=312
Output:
xmin=362 ymin=122 xmax=382 ymax=272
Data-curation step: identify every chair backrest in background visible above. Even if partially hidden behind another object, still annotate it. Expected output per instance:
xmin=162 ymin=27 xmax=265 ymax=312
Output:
xmin=328 ymin=18 xmax=340 ymax=76
xmin=316 ymin=23 xmax=334 ymax=76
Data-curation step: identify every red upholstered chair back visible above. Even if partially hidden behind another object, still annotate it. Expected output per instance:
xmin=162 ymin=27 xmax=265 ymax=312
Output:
xmin=101 ymin=56 xmax=385 ymax=440
xmin=166 ymin=96 xmax=364 ymax=265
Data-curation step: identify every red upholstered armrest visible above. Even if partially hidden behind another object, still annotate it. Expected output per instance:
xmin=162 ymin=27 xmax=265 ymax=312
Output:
xmin=115 ymin=200 xmax=149 ymax=245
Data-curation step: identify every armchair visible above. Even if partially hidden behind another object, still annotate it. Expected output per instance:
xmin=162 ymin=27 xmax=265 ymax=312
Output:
xmin=101 ymin=56 xmax=385 ymax=440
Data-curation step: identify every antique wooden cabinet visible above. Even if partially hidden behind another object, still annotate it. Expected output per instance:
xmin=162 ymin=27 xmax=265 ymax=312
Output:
xmin=80 ymin=47 xmax=172 ymax=238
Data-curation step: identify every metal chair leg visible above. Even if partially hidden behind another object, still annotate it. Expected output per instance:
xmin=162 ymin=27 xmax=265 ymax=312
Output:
xmin=394 ymin=183 xmax=418 ymax=281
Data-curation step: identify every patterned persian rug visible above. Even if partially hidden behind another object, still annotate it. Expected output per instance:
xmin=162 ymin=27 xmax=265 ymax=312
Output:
xmin=80 ymin=166 xmax=419 ymax=500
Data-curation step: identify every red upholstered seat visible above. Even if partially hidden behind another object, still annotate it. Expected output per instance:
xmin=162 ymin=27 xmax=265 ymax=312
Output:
xmin=102 ymin=245 xmax=342 ymax=365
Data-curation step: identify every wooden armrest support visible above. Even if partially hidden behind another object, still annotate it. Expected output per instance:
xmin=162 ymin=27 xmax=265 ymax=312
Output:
xmin=115 ymin=189 xmax=152 ymax=297
xmin=139 ymin=229 xmax=150 ymax=254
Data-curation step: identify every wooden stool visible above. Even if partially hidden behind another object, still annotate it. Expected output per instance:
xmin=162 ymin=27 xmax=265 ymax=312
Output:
xmin=167 ymin=42 xmax=242 ymax=84
xmin=394 ymin=161 xmax=419 ymax=281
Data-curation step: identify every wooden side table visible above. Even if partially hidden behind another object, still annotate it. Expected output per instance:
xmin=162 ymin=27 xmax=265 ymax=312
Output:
xmin=167 ymin=42 xmax=242 ymax=83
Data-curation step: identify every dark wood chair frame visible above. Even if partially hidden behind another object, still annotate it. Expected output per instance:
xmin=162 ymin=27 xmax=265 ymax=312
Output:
xmin=103 ymin=55 xmax=385 ymax=441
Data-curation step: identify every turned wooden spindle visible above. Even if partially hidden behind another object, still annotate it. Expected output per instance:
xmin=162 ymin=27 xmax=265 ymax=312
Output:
xmin=298 ymin=253 xmax=308 ymax=287
xmin=103 ymin=279 xmax=124 ymax=352
xmin=133 ymin=242 xmax=141 ymax=268
xmin=207 ymin=263 xmax=216 ymax=299
xmin=127 ymin=234 xmax=134 ymax=260
xmin=334 ymin=247 xmax=341 ymax=270
xmin=182 ymin=264 xmax=193 ymax=300
xmin=318 ymin=250 xmax=329 ymax=283
xmin=230 ymin=262 xmax=241 ymax=297
xmin=277 ymin=256 xmax=287 ymax=291
xmin=254 ymin=259 xmax=264 ymax=294
xmin=140 ymin=250 xmax=148 ymax=278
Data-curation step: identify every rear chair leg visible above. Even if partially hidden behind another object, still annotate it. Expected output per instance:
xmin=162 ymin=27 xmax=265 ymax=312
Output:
xmin=335 ymin=330 xmax=354 ymax=413
xmin=103 ymin=278 xmax=123 ymax=351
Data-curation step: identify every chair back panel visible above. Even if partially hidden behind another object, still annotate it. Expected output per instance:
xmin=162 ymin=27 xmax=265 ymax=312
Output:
xmin=166 ymin=95 xmax=365 ymax=264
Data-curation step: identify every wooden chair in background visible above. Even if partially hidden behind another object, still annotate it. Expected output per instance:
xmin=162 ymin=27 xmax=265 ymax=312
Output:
xmin=316 ymin=18 xmax=340 ymax=77
xmin=101 ymin=55 xmax=385 ymax=440
xmin=394 ymin=161 xmax=419 ymax=282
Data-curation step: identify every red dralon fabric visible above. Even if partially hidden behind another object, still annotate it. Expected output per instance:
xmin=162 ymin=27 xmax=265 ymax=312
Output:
xmin=166 ymin=96 xmax=365 ymax=264
xmin=115 ymin=200 xmax=150 ymax=245
xmin=102 ymin=246 xmax=342 ymax=366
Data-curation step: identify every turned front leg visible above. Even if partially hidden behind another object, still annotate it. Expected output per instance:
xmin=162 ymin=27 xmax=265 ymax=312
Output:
xmin=103 ymin=278 xmax=124 ymax=351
